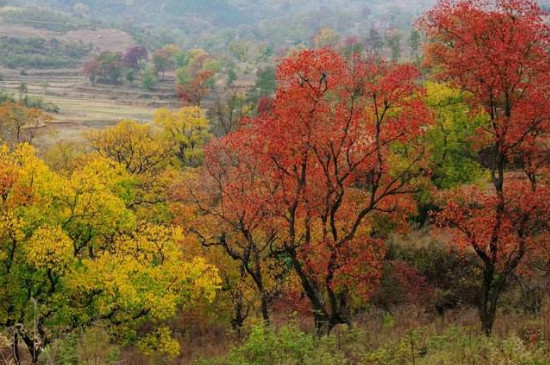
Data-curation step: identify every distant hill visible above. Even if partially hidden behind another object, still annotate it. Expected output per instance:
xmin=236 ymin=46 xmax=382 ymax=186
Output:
xmin=12 ymin=0 xmax=250 ymax=27
xmin=4 ymin=0 xmax=481 ymax=54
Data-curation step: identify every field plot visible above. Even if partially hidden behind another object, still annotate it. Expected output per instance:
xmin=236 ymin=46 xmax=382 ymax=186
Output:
xmin=0 ymin=20 xmax=135 ymax=52
xmin=0 ymin=67 xmax=179 ymax=148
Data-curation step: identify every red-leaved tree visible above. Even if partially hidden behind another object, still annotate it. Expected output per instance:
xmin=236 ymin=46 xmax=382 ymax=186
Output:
xmin=177 ymin=70 xmax=215 ymax=107
xmin=419 ymin=0 xmax=550 ymax=334
xmin=194 ymin=48 xmax=432 ymax=334
xmin=82 ymin=58 xmax=100 ymax=86
xmin=124 ymin=45 xmax=148 ymax=71
xmin=188 ymin=125 xmax=282 ymax=325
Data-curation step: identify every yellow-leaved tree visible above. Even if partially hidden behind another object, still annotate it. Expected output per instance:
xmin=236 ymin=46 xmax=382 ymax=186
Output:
xmin=0 ymin=143 xmax=220 ymax=364
xmin=0 ymin=102 xmax=52 ymax=146
xmin=85 ymin=120 xmax=177 ymax=222
xmin=153 ymin=106 xmax=211 ymax=167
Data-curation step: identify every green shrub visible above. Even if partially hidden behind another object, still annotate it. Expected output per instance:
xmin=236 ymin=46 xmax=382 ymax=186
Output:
xmin=0 ymin=91 xmax=16 ymax=104
xmin=142 ymin=66 xmax=158 ymax=91
xmin=23 ymin=96 xmax=60 ymax=113
xmin=423 ymin=327 xmax=548 ymax=365
xmin=0 ymin=92 xmax=59 ymax=113
xmin=38 ymin=326 xmax=120 ymax=365
xmin=205 ymin=325 xmax=549 ymax=365
xmin=367 ymin=327 xmax=548 ymax=365
xmin=199 ymin=324 xmax=348 ymax=365
xmin=0 ymin=36 xmax=91 ymax=69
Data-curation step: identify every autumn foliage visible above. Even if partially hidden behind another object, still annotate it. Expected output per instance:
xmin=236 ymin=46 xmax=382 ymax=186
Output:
xmin=5 ymin=0 xmax=550 ymax=362
xmin=0 ymin=144 xmax=219 ymax=362
xmin=0 ymin=102 xmax=52 ymax=145
xmin=176 ymin=49 xmax=219 ymax=107
xmin=420 ymin=0 xmax=550 ymax=334
xmin=191 ymin=48 xmax=432 ymax=333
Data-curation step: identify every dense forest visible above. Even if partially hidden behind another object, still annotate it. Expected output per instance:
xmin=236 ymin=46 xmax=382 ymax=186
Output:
xmin=2 ymin=0 xmax=550 ymax=364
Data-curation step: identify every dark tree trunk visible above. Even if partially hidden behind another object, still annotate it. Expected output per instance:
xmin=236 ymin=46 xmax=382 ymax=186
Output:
xmin=314 ymin=313 xmax=332 ymax=337
xmin=231 ymin=293 xmax=247 ymax=339
xmin=12 ymin=333 xmax=21 ymax=365
xmin=247 ymin=243 xmax=271 ymax=325
xmin=479 ymin=265 xmax=506 ymax=335
xmin=260 ymin=292 xmax=270 ymax=325
xmin=230 ymin=266 xmax=249 ymax=338
xmin=22 ymin=335 xmax=40 ymax=364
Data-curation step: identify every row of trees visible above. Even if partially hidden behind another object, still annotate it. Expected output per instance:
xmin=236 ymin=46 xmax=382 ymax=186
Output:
xmin=80 ymin=29 xmax=416 ymax=108
xmin=82 ymin=45 xmax=153 ymax=88
xmin=311 ymin=27 xmax=422 ymax=62
xmin=187 ymin=0 xmax=550 ymax=336
xmin=81 ymin=44 xmax=223 ymax=101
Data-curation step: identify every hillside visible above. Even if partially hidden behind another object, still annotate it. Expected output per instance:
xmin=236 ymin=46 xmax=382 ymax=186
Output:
xmin=6 ymin=0 xmax=437 ymax=45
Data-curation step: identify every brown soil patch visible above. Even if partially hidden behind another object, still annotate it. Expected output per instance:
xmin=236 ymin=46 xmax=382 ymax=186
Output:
xmin=60 ymin=28 xmax=135 ymax=52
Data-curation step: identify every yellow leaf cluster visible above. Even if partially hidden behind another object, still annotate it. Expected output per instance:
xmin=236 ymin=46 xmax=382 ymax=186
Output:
xmin=153 ymin=106 xmax=211 ymax=167
xmin=86 ymin=120 xmax=170 ymax=175
xmin=137 ymin=326 xmax=181 ymax=359
xmin=26 ymin=225 xmax=74 ymax=273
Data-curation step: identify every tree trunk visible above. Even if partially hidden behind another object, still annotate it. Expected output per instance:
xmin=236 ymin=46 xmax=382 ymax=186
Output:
xmin=247 ymin=250 xmax=270 ymax=325
xmin=228 ymin=267 xmax=249 ymax=339
xmin=480 ymin=301 xmax=497 ymax=336
xmin=314 ymin=313 xmax=333 ymax=337
xmin=12 ymin=333 xmax=21 ymax=365
xmin=22 ymin=335 xmax=40 ymax=364
xmin=231 ymin=295 xmax=246 ymax=339
xmin=260 ymin=292 xmax=270 ymax=325
xmin=543 ymin=292 xmax=550 ymax=344
xmin=479 ymin=265 xmax=506 ymax=335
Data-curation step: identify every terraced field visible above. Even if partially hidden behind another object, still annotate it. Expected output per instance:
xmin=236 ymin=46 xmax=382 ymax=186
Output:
xmin=0 ymin=67 xmax=179 ymax=148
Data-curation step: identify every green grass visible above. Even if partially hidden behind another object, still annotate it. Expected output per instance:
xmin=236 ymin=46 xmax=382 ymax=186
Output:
xmin=199 ymin=323 xmax=550 ymax=365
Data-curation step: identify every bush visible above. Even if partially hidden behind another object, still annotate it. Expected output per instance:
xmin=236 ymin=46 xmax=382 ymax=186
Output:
xmin=0 ymin=92 xmax=60 ymax=113
xmin=142 ymin=66 xmax=158 ymax=91
xmin=0 ymin=91 xmax=15 ymax=104
xmin=23 ymin=96 xmax=60 ymax=113
xmin=372 ymin=239 xmax=481 ymax=313
xmin=38 ymin=325 xmax=120 ymax=365
xmin=423 ymin=327 xmax=548 ymax=365
xmin=196 ymin=324 xmax=348 ymax=365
